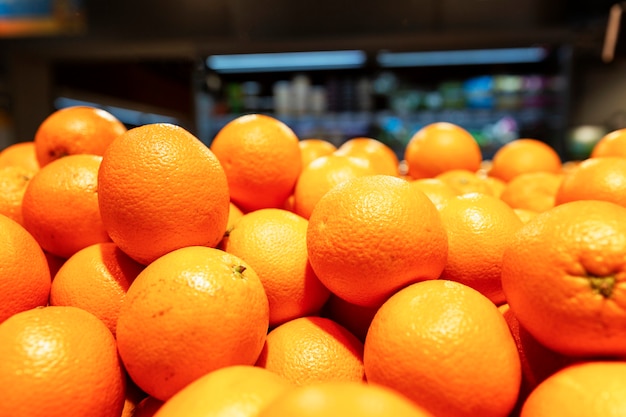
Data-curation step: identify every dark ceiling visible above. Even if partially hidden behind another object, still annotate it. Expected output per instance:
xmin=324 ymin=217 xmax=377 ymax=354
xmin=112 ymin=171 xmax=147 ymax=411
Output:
xmin=80 ymin=0 xmax=604 ymax=41
xmin=0 ymin=0 xmax=620 ymax=59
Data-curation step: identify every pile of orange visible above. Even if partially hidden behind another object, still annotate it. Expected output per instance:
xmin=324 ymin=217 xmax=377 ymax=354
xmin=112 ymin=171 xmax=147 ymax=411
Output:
xmin=1 ymin=107 xmax=626 ymax=417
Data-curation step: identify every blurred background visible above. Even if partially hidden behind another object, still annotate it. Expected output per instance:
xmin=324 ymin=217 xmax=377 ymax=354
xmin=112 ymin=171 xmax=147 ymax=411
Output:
xmin=0 ymin=0 xmax=624 ymax=160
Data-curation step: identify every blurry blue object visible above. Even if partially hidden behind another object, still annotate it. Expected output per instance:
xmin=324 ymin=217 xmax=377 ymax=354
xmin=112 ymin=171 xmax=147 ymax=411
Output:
xmin=206 ymin=50 xmax=367 ymax=73
xmin=464 ymin=76 xmax=494 ymax=109
xmin=0 ymin=0 xmax=54 ymax=17
xmin=377 ymin=47 xmax=548 ymax=67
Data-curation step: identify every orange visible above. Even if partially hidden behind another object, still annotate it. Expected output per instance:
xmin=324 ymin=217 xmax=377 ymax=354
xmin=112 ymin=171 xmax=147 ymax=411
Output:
xmin=0 ymin=165 xmax=36 ymax=226
xmin=499 ymin=304 xmax=576 ymax=410
xmin=334 ymin=137 xmax=400 ymax=176
xmin=501 ymin=200 xmax=626 ymax=357
xmin=320 ymin=293 xmax=379 ymax=343
xmin=554 ymin=156 xmax=626 ymax=208
xmin=438 ymin=193 xmax=523 ymax=305
xmin=0 ymin=305 xmax=126 ymax=417
xmin=21 ymin=154 xmax=111 ymax=259
xmin=436 ymin=168 xmax=495 ymax=196
xmin=255 ymin=316 xmax=365 ymax=386
xmin=116 ymin=246 xmax=269 ymax=401
xmin=210 ymin=114 xmax=302 ymax=212
xmin=293 ymin=153 xmax=377 ymax=219
xmin=590 ymin=127 xmax=626 ymax=158
xmin=408 ymin=177 xmax=458 ymax=210
xmin=520 ymin=361 xmax=626 ymax=417
xmin=154 ymin=365 xmax=292 ymax=417
xmin=500 ymin=171 xmax=563 ymax=213
xmin=98 ymin=123 xmax=230 ymax=265
xmin=49 ymin=242 xmax=144 ymax=336
xmin=257 ymin=381 xmax=436 ymax=417
xmin=221 ymin=208 xmax=330 ymax=327
xmin=403 ymin=122 xmax=482 ymax=179
xmin=488 ymin=138 xmax=562 ymax=182
xmin=33 ymin=106 xmax=127 ymax=167
xmin=364 ymin=280 xmax=521 ymax=417
xmin=0 ymin=141 xmax=40 ymax=171
xmin=306 ymin=175 xmax=448 ymax=307
xmin=299 ymin=138 xmax=337 ymax=167
xmin=0 ymin=214 xmax=51 ymax=323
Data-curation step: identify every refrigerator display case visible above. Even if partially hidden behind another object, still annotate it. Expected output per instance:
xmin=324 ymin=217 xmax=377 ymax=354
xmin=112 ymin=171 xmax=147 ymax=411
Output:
xmin=195 ymin=45 xmax=572 ymax=160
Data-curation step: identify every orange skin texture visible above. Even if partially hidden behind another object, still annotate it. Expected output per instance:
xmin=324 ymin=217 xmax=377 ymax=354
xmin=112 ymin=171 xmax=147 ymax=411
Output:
xmin=299 ymin=138 xmax=337 ymax=168
xmin=364 ymin=280 xmax=522 ymax=417
xmin=306 ymin=175 xmax=448 ymax=307
xmin=257 ymin=381 xmax=436 ymax=417
xmin=0 ymin=306 xmax=126 ymax=417
xmin=49 ymin=242 xmax=145 ymax=336
xmin=521 ymin=361 xmax=626 ymax=417
xmin=591 ymin=128 xmax=626 ymax=158
xmin=404 ymin=122 xmax=482 ymax=179
xmin=438 ymin=193 xmax=523 ymax=305
xmin=210 ymin=114 xmax=302 ymax=212
xmin=0 ymin=141 xmax=40 ymax=171
xmin=256 ymin=316 xmax=365 ymax=386
xmin=334 ymin=137 xmax=400 ymax=176
xmin=0 ymin=214 xmax=51 ymax=323
xmin=21 ymin=154 xmax=111 ymax=259
xmin=154 ymin=365 xmax=292 ymax=417
xmin=501 ymin=200 xmax=626 ymax=357
xmin=33 ymin=106 xmax=127 ymax=167
xmin=488 ymin=138 xmax=562 ymax=182
xmin=500 ymin=171 xmax=564 ymax=213
xmin=554 ymin=156 xmax=626 ymax=208
xmin=293 ymin=153 xmax=377 ymax=220
xmin=98 ymin=123 xmax=230 ymax=265
xmin=221 ymin=208 xmax=330 ymax=327
xmin=116 ymin=246 xmax=269 ymax=401
xmin=0 ymin=165 xmax=37 ymax=226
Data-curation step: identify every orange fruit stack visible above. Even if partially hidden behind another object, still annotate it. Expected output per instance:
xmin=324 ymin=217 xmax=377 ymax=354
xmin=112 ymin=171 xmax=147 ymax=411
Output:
xmin=3 ymin=107 xmax=626 ymax=417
